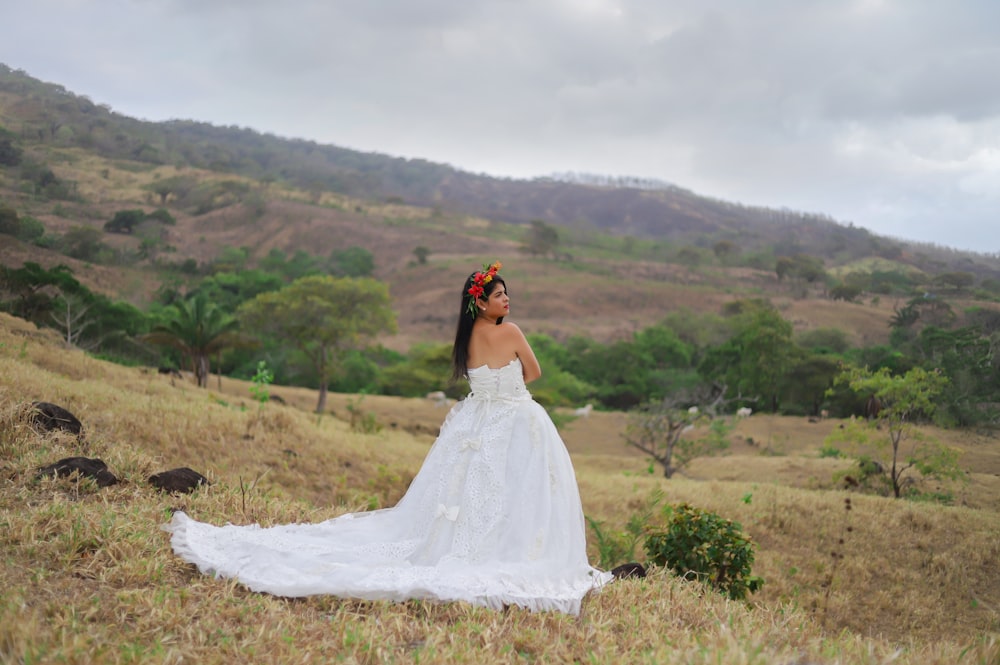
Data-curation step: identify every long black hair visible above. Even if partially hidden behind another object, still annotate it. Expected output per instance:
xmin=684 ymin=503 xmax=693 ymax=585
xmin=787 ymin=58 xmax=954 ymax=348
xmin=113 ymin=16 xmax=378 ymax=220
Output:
xmin=451 ymin=272 xmax=506 ymax=381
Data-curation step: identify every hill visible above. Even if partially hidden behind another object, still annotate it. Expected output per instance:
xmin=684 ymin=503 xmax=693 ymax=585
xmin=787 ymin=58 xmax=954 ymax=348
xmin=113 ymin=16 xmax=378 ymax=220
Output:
xmin=1 ymin=312 xmax=999 ymax=663
xmin=3 ymin=64 xmax=1000 ymax=354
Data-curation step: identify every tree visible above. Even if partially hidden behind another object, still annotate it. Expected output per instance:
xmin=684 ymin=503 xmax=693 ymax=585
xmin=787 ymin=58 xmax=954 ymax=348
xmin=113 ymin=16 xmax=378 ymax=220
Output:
xmin=890 ymin=296 xmax=956 ymax=334
xmin=191 ymin=269 xmax=284 ymax=313
xmin=712 ymin=240 xmax=738 ymax=262
xmin=328 ymin=246 xmax=374 ymax=277
xmin=698 ymin=301 xmax=794 ymax=412
xmin=212 ymin=246 xmax=250 ymax=273
xmin=913 ymin=326 xmax=999 ymax=427
xmin=675 ymin=246 xmax=704 ymax=269
xmin=775 ymin=256 xmax=795 ymax=281
xmin=413 ymin=246 xmax=431 ymax=265
xmin=775 ymin=254 xmax=825 ymax=283
xmin=0 ymin=133 xmax=23 ymax=166
xmin=796 ymin=327 xmax=850 ymax=355
xmin=146 ymin=208 xmax=176 ymax=225
xmin=14 ymin=215 xmax=46 ymax=244
xmin=377 ymin=343 xmax=452 ymax=397
xmin=826 ymin=366 xmax=962 ymax=498
xmin=60 ymin=226 xmax=106 ymax=262
xmin=239 ymin=275 xmax=397 ymax=413
xmin=889 ymin=301 xmax=920 ymax=330
xmin=932 ymin=271 xmax=975 ymax=292
xmin=782 ymin=352 xmax=841 ymax=416
xmin=0 ymin=262 xmax=81 ymax=322
xmin=829 ymin=283 xmax=863 ymax=302
xmin=0 ymin=204 xmax=19 ymax=235
xmin=104 ymin=209 xmax=146 ymax=234
xmin=49 ymin=291 xmax=95 ymax=349
xmin=142 ymin=293 xmax=255 ymax=387
xmin=144 ymin=174 xmax=197 ymax=206
xmin=522 ymin=220 xmax=559 ymax=258
xmin=624 ymin=386 xmax=731 ymax=478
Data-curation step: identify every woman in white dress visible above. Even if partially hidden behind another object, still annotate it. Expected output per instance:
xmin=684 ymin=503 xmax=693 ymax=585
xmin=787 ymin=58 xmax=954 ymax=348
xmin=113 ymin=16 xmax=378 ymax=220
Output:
xmin=164 ymin=261 xmax=612 ymax=614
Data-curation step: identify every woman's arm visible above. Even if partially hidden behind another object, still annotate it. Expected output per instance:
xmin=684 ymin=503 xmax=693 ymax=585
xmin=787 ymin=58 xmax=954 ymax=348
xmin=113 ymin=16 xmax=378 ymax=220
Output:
xmin=505 ymin=323 xmax=542 ymax=383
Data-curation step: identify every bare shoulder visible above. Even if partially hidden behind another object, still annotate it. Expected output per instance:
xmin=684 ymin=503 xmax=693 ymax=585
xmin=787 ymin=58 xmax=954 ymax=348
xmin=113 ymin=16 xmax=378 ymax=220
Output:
xmin=499 ymin=321 xmax=527 ymax=337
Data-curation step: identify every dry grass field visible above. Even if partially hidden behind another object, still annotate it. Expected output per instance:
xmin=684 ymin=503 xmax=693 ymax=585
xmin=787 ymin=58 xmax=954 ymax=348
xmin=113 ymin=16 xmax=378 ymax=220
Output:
xmin=2 ymin=311 xmax=999 ymax=664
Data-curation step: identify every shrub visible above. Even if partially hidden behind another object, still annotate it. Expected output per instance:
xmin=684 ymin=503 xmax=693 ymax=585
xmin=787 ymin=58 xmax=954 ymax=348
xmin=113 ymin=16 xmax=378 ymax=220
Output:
xmin=0 ymin=204 xmax=18 ymax=235
xmin=818 ymin=444 xmax=843 ymax=459
xmin=105 ymin=209 xmax=146 ymax=234
xmin=16 ymin=215 xmax=45 ymax=243
xmin=643 ymin=502 xmax=763 ymax=600
xmin=146 ymin=207 xmax=176 ymax=225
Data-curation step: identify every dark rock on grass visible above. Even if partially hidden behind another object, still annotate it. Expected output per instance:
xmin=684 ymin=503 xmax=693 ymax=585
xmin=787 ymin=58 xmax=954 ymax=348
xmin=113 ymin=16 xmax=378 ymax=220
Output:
xmin=149 ymin=467 xmax=210 ymax=494
xmin=37 ymin=457 xmax=118 ymax=487
xmin=611 ymin=562 xmax=647 ymax=579
xmin=30 ymin=401 xmax=84 ymax=439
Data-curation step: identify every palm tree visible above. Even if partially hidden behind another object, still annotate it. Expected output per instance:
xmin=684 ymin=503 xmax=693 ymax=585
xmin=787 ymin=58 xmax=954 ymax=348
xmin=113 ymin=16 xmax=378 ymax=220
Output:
xmin=142 ymin=293 xmax=256 ymax=387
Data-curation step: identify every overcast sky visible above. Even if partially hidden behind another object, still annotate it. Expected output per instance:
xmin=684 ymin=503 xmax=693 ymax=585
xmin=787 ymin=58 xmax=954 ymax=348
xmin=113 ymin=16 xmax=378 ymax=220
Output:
xmin=2 ymin=0 xmax=998 ymax=253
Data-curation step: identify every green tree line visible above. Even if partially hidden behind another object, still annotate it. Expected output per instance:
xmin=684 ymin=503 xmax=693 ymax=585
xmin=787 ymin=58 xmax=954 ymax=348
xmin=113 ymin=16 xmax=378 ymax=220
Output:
xmin=3 ymin=258 xmax=1000 ymax=431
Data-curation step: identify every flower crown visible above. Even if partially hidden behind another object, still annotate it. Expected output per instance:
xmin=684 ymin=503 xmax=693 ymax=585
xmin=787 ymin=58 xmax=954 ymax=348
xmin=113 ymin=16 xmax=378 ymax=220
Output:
xmin=466 ymin=261 xmax=503 ymax=317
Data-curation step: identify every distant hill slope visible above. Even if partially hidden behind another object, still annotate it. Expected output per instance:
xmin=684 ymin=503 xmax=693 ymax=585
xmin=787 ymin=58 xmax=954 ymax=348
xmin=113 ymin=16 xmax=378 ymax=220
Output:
xmin=3 ymin=63 xmax=999 ymax=278
xmin=3 ymin=63 xmax=1000 ymax=354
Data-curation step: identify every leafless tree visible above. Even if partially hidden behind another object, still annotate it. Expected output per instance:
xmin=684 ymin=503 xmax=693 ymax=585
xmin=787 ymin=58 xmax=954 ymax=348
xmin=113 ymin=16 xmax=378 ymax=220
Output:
xmin=624 ymin=384 xmax=731 ymax=478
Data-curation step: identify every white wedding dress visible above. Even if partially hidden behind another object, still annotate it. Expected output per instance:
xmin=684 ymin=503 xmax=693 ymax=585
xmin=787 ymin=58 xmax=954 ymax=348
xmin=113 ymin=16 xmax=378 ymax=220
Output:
xmin=164 ymin=358 xmax=612 ymax=615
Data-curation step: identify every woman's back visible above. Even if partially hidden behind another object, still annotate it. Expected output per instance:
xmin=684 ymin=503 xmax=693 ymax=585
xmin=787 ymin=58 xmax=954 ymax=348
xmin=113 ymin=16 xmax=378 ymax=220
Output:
xmin=467 ymin=321 xmax=518 ymax=369
xmin=468 ymin=321 xmax=541 ymax=382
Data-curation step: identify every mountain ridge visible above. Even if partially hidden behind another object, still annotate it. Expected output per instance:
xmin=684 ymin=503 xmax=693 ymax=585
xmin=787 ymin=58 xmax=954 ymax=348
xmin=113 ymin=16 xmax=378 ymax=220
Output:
xmin=3 ymin=62 xmax=993 ymax=266
xmin=2 ymin=63 xmax=1000 ymax=353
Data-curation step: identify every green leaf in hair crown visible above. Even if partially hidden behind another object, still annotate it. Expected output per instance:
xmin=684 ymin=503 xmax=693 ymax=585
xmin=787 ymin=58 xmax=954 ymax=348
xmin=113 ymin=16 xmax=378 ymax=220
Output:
xmin=466 ymin=261 xmax=502 ymax=317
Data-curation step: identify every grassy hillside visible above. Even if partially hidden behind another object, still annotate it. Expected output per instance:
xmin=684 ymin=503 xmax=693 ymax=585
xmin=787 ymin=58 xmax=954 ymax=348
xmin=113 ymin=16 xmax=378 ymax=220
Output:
xmin=0 ymin=140 xmax=914 ymax=350
xmin=7 ymin=63 xmax=1000 ymax=284
xmin=5 ymin=140 xmax=977 ymax=354
xmin=4 ymin=64 xmax=1000 ymax=360
xmin=1 ymin=313 xmax=998 ymax=663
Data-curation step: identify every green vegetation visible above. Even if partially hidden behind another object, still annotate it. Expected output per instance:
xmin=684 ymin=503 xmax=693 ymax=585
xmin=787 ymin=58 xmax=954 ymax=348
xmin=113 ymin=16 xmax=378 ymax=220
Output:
xmin=644 ymin=502 xmax=764 ymax=601
xmin=238 ymin=275 xmax=397 ymax=413
xmin=141 ymin=292 xmax=256 ymax=387
xmin=826 ymin=366 xmax=965 ymax=499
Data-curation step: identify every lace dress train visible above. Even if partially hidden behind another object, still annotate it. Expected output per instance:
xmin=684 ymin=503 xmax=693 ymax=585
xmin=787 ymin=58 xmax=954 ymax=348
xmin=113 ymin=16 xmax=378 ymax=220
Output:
xmin=163 ymin=358 xmax=611 ymax=614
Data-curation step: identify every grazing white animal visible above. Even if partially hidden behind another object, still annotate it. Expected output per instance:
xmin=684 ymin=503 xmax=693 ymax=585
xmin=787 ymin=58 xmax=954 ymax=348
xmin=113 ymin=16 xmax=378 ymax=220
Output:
xmin=736 ymin=407 xmax=753 ymax=417
xmin=425 ymin=390 xmax=449 ymax=407
xmin=574 ymin=403 xmax=593 ymax=417
xmin=688 ymin=406 xmax=699 ymax=415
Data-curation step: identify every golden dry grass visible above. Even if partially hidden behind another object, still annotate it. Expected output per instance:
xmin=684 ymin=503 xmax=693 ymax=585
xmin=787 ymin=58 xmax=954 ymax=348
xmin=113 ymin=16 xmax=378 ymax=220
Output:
xmin=1 ymin=312 xmax=999 ymax=664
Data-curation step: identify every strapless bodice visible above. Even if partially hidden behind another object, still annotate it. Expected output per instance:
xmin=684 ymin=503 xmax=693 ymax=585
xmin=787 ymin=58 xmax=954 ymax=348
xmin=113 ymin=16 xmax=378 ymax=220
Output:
xmin=466 ymin=358 xmax=530 ymax=402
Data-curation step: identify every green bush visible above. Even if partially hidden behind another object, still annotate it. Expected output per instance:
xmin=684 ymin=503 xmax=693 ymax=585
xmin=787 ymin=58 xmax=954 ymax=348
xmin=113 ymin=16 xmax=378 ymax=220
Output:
xmin=643 ymin=502 xmax=763 ymax=600
xmin=818 ymin=444 xmax=843 ymax=459
xmin=146 ymin=207 xmax=177 ymax=225
xmin=0 ymin=204 xmax=18 ymax=235
xmin=105 ymin=209 xmax=146 ymax=233
xmin=16 ymin=215 xmax=45 ymax=243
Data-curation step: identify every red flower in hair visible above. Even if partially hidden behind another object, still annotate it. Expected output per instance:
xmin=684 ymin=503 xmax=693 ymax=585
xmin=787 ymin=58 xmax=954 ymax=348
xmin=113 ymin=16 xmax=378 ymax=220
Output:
xmin=466 ymin=261 xmax=503 ymax=317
